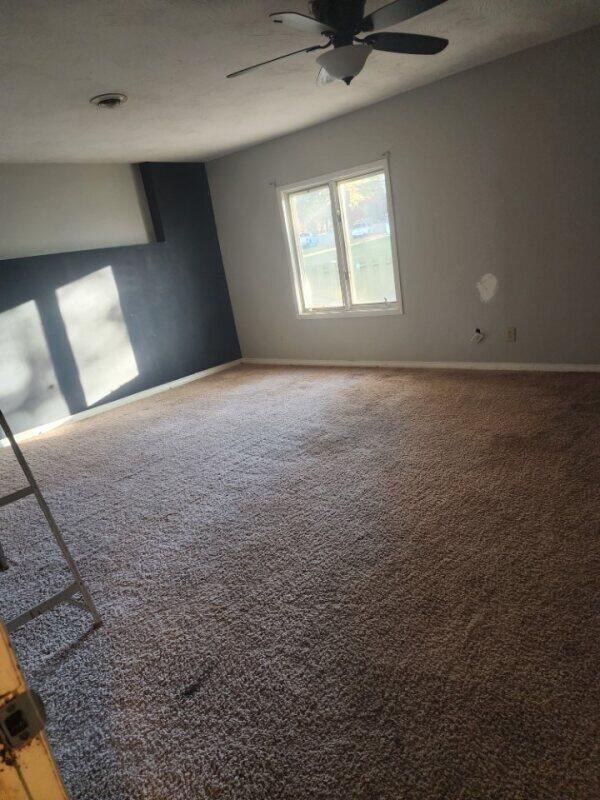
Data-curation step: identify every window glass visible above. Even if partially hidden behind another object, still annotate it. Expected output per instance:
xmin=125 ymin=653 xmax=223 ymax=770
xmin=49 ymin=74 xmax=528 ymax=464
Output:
xmin=337 ymin=171 xmax=397 ymax=305
xmin=289 ymin=186 xmax=343 ymax=310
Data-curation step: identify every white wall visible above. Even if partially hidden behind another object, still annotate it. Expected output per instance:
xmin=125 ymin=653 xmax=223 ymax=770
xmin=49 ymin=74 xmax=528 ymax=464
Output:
xmin=0 ymin=164 xmax=154 ymax=260
xmin=208 ymin=26 xmax=600 ymax=367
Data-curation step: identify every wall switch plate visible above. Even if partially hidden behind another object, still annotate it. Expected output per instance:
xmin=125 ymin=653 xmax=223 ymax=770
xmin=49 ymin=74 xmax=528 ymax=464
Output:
xmin=506 ymin=326 xmax=517 ymax=343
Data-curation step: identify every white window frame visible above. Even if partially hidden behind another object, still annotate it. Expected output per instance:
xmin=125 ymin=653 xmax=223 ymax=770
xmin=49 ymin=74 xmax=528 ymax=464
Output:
xmin=278 ymin=159 xmax=403 ymax=319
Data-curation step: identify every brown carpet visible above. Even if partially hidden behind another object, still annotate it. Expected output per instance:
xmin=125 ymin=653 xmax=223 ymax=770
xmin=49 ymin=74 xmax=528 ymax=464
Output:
xmin=1 ymin=365 xmax=599 ymax=800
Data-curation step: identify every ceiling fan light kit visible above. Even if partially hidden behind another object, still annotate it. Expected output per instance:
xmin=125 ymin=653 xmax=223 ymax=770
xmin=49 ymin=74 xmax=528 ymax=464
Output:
xmin=316 ymin=43 xmax=373 ymax=84
xmin=226 ymin=0 xmax=449 ymax=85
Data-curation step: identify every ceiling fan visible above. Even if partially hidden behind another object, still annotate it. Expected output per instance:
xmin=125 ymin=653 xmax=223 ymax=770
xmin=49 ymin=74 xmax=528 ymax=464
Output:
xmin=226 ymin=0 xmax=449 ymax=85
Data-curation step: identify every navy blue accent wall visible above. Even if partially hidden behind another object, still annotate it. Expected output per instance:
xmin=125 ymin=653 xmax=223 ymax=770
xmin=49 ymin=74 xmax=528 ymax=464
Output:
xmin=0 ymin=163 xmax=240 ymax=434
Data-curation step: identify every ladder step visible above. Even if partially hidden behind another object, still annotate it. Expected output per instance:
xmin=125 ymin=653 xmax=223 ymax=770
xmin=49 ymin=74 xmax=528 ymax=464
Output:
xmin=0 ymin=486 xmax=34 ymax=508
xmin=0 ymin=407 xmax=102 ymax=633
xmin=6 ymin=582 xmax=80 ymax=634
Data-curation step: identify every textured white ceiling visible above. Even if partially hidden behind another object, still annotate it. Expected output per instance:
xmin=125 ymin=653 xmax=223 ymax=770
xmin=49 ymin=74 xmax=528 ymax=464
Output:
xmin=1 ymin=0 xmax=599 ymax=162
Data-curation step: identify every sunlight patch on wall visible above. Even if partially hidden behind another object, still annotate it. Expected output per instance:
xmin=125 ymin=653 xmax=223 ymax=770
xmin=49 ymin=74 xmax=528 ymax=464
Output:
xmin=56 ymin=266 xmax=139 ymax=406
xmin=0 ymin=300 xmax=69 ymax=432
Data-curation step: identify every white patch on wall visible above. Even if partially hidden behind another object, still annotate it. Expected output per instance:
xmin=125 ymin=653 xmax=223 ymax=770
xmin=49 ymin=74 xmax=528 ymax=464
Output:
xmin=56 ymin=266 xmax=139 ymax=405
xmin=476 ymin=273 xmax=498 ymax=303
xmin=0 ymin=300 xmax=69 ymax=430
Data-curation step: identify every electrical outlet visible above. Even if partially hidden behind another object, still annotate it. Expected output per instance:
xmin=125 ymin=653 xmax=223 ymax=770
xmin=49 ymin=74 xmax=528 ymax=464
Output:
xmin=506 ymin=326 xmax=517 ymax=343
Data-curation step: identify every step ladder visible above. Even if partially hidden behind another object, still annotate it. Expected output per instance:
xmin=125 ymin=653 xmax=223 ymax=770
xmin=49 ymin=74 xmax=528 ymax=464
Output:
xmin=0 ymin=409 xmax=101 ymax=634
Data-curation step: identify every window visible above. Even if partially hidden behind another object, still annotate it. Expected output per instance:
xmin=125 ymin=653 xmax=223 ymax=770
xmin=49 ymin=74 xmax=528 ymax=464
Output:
xmin=279 ymin=160 xmax=402 ymax=318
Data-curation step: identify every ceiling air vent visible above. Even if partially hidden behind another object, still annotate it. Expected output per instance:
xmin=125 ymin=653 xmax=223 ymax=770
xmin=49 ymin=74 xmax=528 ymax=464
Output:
xmin=89 ymin=93 xmax=128 ymax=109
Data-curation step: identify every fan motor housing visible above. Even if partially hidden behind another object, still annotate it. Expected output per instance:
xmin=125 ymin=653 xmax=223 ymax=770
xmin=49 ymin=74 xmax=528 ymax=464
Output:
xmin=310 ymin=0 xmax=365 ymax=33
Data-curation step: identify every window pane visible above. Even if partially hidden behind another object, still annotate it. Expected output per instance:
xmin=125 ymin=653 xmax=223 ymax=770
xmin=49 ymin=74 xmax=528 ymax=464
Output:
xmin=338 ymin=171 xmax=397 ymax=305
xmin=289 ymin=186 xmax=343 ymax=310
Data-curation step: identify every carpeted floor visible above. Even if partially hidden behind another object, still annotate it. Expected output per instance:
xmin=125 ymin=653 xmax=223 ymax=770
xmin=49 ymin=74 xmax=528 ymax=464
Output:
xmin=1 ymin=365 xmax=599 ymax=800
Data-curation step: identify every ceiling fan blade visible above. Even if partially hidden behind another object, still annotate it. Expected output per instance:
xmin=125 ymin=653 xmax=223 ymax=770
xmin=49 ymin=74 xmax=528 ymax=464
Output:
xmin=226 ymin=44 xmax=324 ymax=78
xmin=361 ymin=0 xmax=447 ymax=32
xmin=316 ymin=67 xmax=336 ymax=86
xmin=364 ymin=32 xmax=448 ymax=55
xmin=270 ymin=11 xmax=334 ymax=35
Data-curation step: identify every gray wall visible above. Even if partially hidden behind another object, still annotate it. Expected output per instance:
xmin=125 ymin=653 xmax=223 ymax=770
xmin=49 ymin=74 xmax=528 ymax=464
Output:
xmin=0 ymin=163 xmax=240 ymax=435
xmin=207 ymin=26 xmax=600 ymax=366
xmin=0 ymin=164 xmax=154 ymax=260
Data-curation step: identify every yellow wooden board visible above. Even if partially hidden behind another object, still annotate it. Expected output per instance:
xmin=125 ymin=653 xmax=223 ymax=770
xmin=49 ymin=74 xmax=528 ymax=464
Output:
xmin=0 ymin=620 xmax=68 ymax=800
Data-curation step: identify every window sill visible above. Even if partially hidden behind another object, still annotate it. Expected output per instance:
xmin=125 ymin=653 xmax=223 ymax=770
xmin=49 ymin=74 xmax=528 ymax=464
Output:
xmin=297 ymin=305 xmax=402 ymax=320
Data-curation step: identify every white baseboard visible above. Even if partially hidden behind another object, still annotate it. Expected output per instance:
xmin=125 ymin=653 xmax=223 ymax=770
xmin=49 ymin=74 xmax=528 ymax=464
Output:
xmin=2 ymin=359 xmax=243 ymax=446
xmin=243 ymin=357 xmax=600 ymax=373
